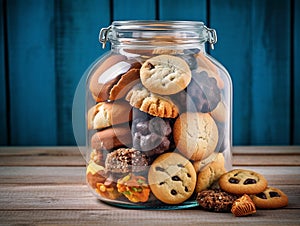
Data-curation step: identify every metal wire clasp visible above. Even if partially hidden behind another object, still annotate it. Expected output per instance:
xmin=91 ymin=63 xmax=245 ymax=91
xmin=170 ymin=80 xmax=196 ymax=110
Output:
xmin=99 ymin=26 xmax=111 ymax=49
xmin=204 ymin=26 xmax=217 ymax=50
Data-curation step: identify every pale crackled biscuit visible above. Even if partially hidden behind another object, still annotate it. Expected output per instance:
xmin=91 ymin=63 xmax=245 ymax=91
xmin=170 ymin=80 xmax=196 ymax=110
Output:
xmin=219 ymin=169 xmax=268 ymax=195
xmin=251 ymin=186 xmax=288 ymax=209
xmin=231 ymin=194 xmax=256 ymax=217
xmin=140 ymin=55 xmax=192 ymax=95
xmin=87 ymin=100 xmax=132 ymax=130
xmin=148 ymin=152 xmax=196 ymax=204
xmin=194 ymin=153 xmax=226 ymax=193
xmin=126 ymin=83 xmax=179 ymax=118
xmin=173 ymin=112 xmax=219 ymax=161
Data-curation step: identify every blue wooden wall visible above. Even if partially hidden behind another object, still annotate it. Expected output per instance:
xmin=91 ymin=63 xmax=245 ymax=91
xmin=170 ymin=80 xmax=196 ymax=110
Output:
xmin=0 ymin=0 xmax=299 ymax=146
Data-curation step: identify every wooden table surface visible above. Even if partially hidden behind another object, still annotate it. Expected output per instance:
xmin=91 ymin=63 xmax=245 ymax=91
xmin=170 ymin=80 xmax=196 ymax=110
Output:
xmin=0 ymin=146 xmax=299 ymax=225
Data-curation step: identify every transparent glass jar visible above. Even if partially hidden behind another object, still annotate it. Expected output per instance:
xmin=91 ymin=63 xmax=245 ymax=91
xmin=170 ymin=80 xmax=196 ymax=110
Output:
xmin=85 ymin=21 xmax=232 ymax=209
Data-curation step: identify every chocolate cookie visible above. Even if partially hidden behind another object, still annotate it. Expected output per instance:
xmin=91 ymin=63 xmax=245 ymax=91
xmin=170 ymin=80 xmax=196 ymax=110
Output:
xmin=140 ymin=55 xmax=192 ymax=95
xmin=251 ymin=186 xmax=288 ymax=209
xmin=105 ymin=148 xmax=149 ymax=173
xmin=132 ymin=111 xmax=173 ymax=156
xmin=148 ymin=152 xmax=196 ymax=204
xmin=219 ymin=169 xmax=268 ymax=195
xmin=197 ymin=189 xmax=239 ymax=212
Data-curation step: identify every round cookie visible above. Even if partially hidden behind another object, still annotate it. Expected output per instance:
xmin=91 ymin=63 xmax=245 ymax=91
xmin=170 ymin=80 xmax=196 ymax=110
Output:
xmin=126 ymin=83 xmax=179 ymax=118
xmin=173 ymin=112 xmax=219 ymax=161
xmin=194 ymin=153 xmax=226 ymax=193
xmin=148 ymin=152 xmax=196 ymax=204
xmin=105 ymin=148 xmax=149 ymax=173
xmin=251 ymin=186 xmax=288 ymax=209
xmin=91 ymin=124 xmax=132 ymax=151
xmin=219 ymin=169 xmax=268 ymax=195
xmin=140 ymin=55 xmax=192 ymax=95
xmin=87 ymin=100 xmax=132 ymax=130
xmin=89 ymin=54 xmax=141 ymax=102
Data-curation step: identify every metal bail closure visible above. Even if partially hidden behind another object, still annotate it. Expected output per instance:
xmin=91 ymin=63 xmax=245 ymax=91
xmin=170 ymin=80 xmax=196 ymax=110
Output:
xmin=99 ymin=26 xmax=111 ymax=49
xmin=204 ymin=26 xmax=217 ymax=50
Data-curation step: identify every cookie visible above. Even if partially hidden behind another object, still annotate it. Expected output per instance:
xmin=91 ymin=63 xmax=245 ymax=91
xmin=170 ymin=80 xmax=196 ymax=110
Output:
xmin=195 ymin=52 xmax=224 ymax=89
xmin=132 ymin=111 xmax=173 ymax=156
xmin=117 ymin=173 xmax=150 ymax=203
xmin=173 ymin=112 xmax=219 ymax=161
xmin=251 ymin=186 xmax=288 ymax=209
xmin=210 ymin=101 xmax=228 ymax=123
xmin=91 ymin=124 xmax=132 ymax=151
xmin=140 ymin=55 xmax=192 ymax=95
xmin=89 ymin=149 xmax=107 ymax=166
xmin=231 ymin=194 xmax=256 ymax=217
xmin=219 ymin=169 xmax=268 ymax=195
xmin=126 ymin=83 xmax=179 ymax=118
xmin=87 ymin=100 xmax=132 ymax=130
xmin=105 ymin=148 xmax=149 ymax=173
xmin=89 ymin=54 xmax=141 ymax=102
xmin=95 ymin=175 xmax=121 ymax=200
xmin=86 ymin=161 xmax=106 ymax=189
xmin=148 ymin=152 xmax=196 ymax=204
xmin=194 ymin=153 xmax=226 ymax=193
xmin=197 ymin=189 xmax=239 ymax=212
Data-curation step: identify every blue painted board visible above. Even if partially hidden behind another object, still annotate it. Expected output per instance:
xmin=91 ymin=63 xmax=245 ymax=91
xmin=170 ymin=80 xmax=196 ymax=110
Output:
xmin=0 ymin=0 xmax=7 ymax=145
xmin=113 ymin=0 xmax=156 ymax=20
xmin=210 ymin=0 xmax=291 ymax=145
xmin=55 ymin=0 xmax=111 ymax=145
xmin=6 ymin=0 xmax=57 ymax=145
xmin=294 ymin=0 xmax=300 ymax=144
xmin=159 ymin=0 xmax=206 ymax=22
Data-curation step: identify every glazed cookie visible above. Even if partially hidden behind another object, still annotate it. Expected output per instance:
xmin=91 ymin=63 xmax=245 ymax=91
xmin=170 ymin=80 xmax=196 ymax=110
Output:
xmin=197 ymin=189 xmax=239 ymax=212
xmin=140 ymin=55 xmax=192 ymax=95
xmin=251 ymin=186 xmax=288 ymax=209
xmin=219 ymin=169 xmax=268 ymax=195
xmin=105 ymin=148 xmax=149 ymax=173
xmin=194 ymin=153 xmax=226 ymax=193
xmin=231 ymin=194 xmax=256 ymax=217
xmin=148 ymin=152 xmax=196 ymax=204
xmin=173 ymin=112 xmax=219 ymax=161
xmin=126 ymin=83 xmax=179 ymax=118
xmin=87 ymin=100 xmax=132 ymax=130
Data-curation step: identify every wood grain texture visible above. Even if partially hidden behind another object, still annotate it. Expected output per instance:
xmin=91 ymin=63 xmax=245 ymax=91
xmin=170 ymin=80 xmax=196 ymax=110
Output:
xmin=55 ymin=0 xmax=110 ymax=145
xmin=294 ymin=0 xmax=300 ymax=144
xmin=159 ymin=0 xmax=206 ymax=21
xmin=6 ymin=0 xmax=57 ymax=145
xmin=0 ymin=0 xmax=7 ymax=145
xmin=210 ymin=0 xmax=291 ymax=145
xmin=113 ymin=0 xmax=156 ymax=20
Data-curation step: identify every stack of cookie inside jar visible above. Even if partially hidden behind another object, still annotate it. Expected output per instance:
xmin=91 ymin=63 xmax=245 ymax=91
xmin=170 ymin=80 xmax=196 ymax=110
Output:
xmin=85 ymin=21 xmax=232 ymax=209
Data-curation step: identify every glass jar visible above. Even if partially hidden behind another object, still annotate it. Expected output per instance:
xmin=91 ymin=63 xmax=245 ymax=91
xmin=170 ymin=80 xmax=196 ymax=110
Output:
xmin=85 ymin=21 xmax=232 ymax=209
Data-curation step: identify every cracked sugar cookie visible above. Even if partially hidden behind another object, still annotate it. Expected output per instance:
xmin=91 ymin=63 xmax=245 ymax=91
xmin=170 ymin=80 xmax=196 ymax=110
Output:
xmin=140 ymin=55 xmax=192 ymax=95
xmin=173 ymin=112 xmax=219 ymax=161
xmin=148 ymin=152 xmax=196 ymax=204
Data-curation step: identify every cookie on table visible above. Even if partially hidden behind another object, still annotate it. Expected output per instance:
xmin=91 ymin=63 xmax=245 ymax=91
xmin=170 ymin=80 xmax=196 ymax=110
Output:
xmin=251 ymin=186 xmax=288 ymax=209
xmin=231 ymin=194 xmax=256 ymax=217
xmin=148 ymin=152 xmax=196 ymax=204
xmin=126 ymin=83 xmax=179 ymax=118
xmin=219 ymin=169 xmax=268 ymax=195
xmin=173 ymin=112 xmax=219 ymax=161
xmin=140 ymin=55 xmax=192 ymax=95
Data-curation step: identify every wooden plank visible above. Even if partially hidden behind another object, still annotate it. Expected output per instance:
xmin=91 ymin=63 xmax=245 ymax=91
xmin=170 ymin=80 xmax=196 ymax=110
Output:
xmin=6 ymin=0 xmax=57 ymax=145
xmin=233 ymin=154 xmax=300 ymax=166
xmin=294 ymin=0 xmax=300 ymax=144
xmin=113 ymin=0 xmax=156 ymax=20
xmin=232 ymin=146 xmax=300 ymax=155
xmin=0 ymin=184 xmax=297 ymax=210
xmin=159 ymin=0 xmax=206 ymax=21
xmin=0 ymin=0 xmax=7 ymax=145
xmin=0 ymin=166 xmax=85 ymax=184
xmin=0 ymin=209 xmax=299 ymax=225
xmin=210 ymin=0 xmax=291 ymax=145
xmin=55 ymin=0 xmax=110 ymax=145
